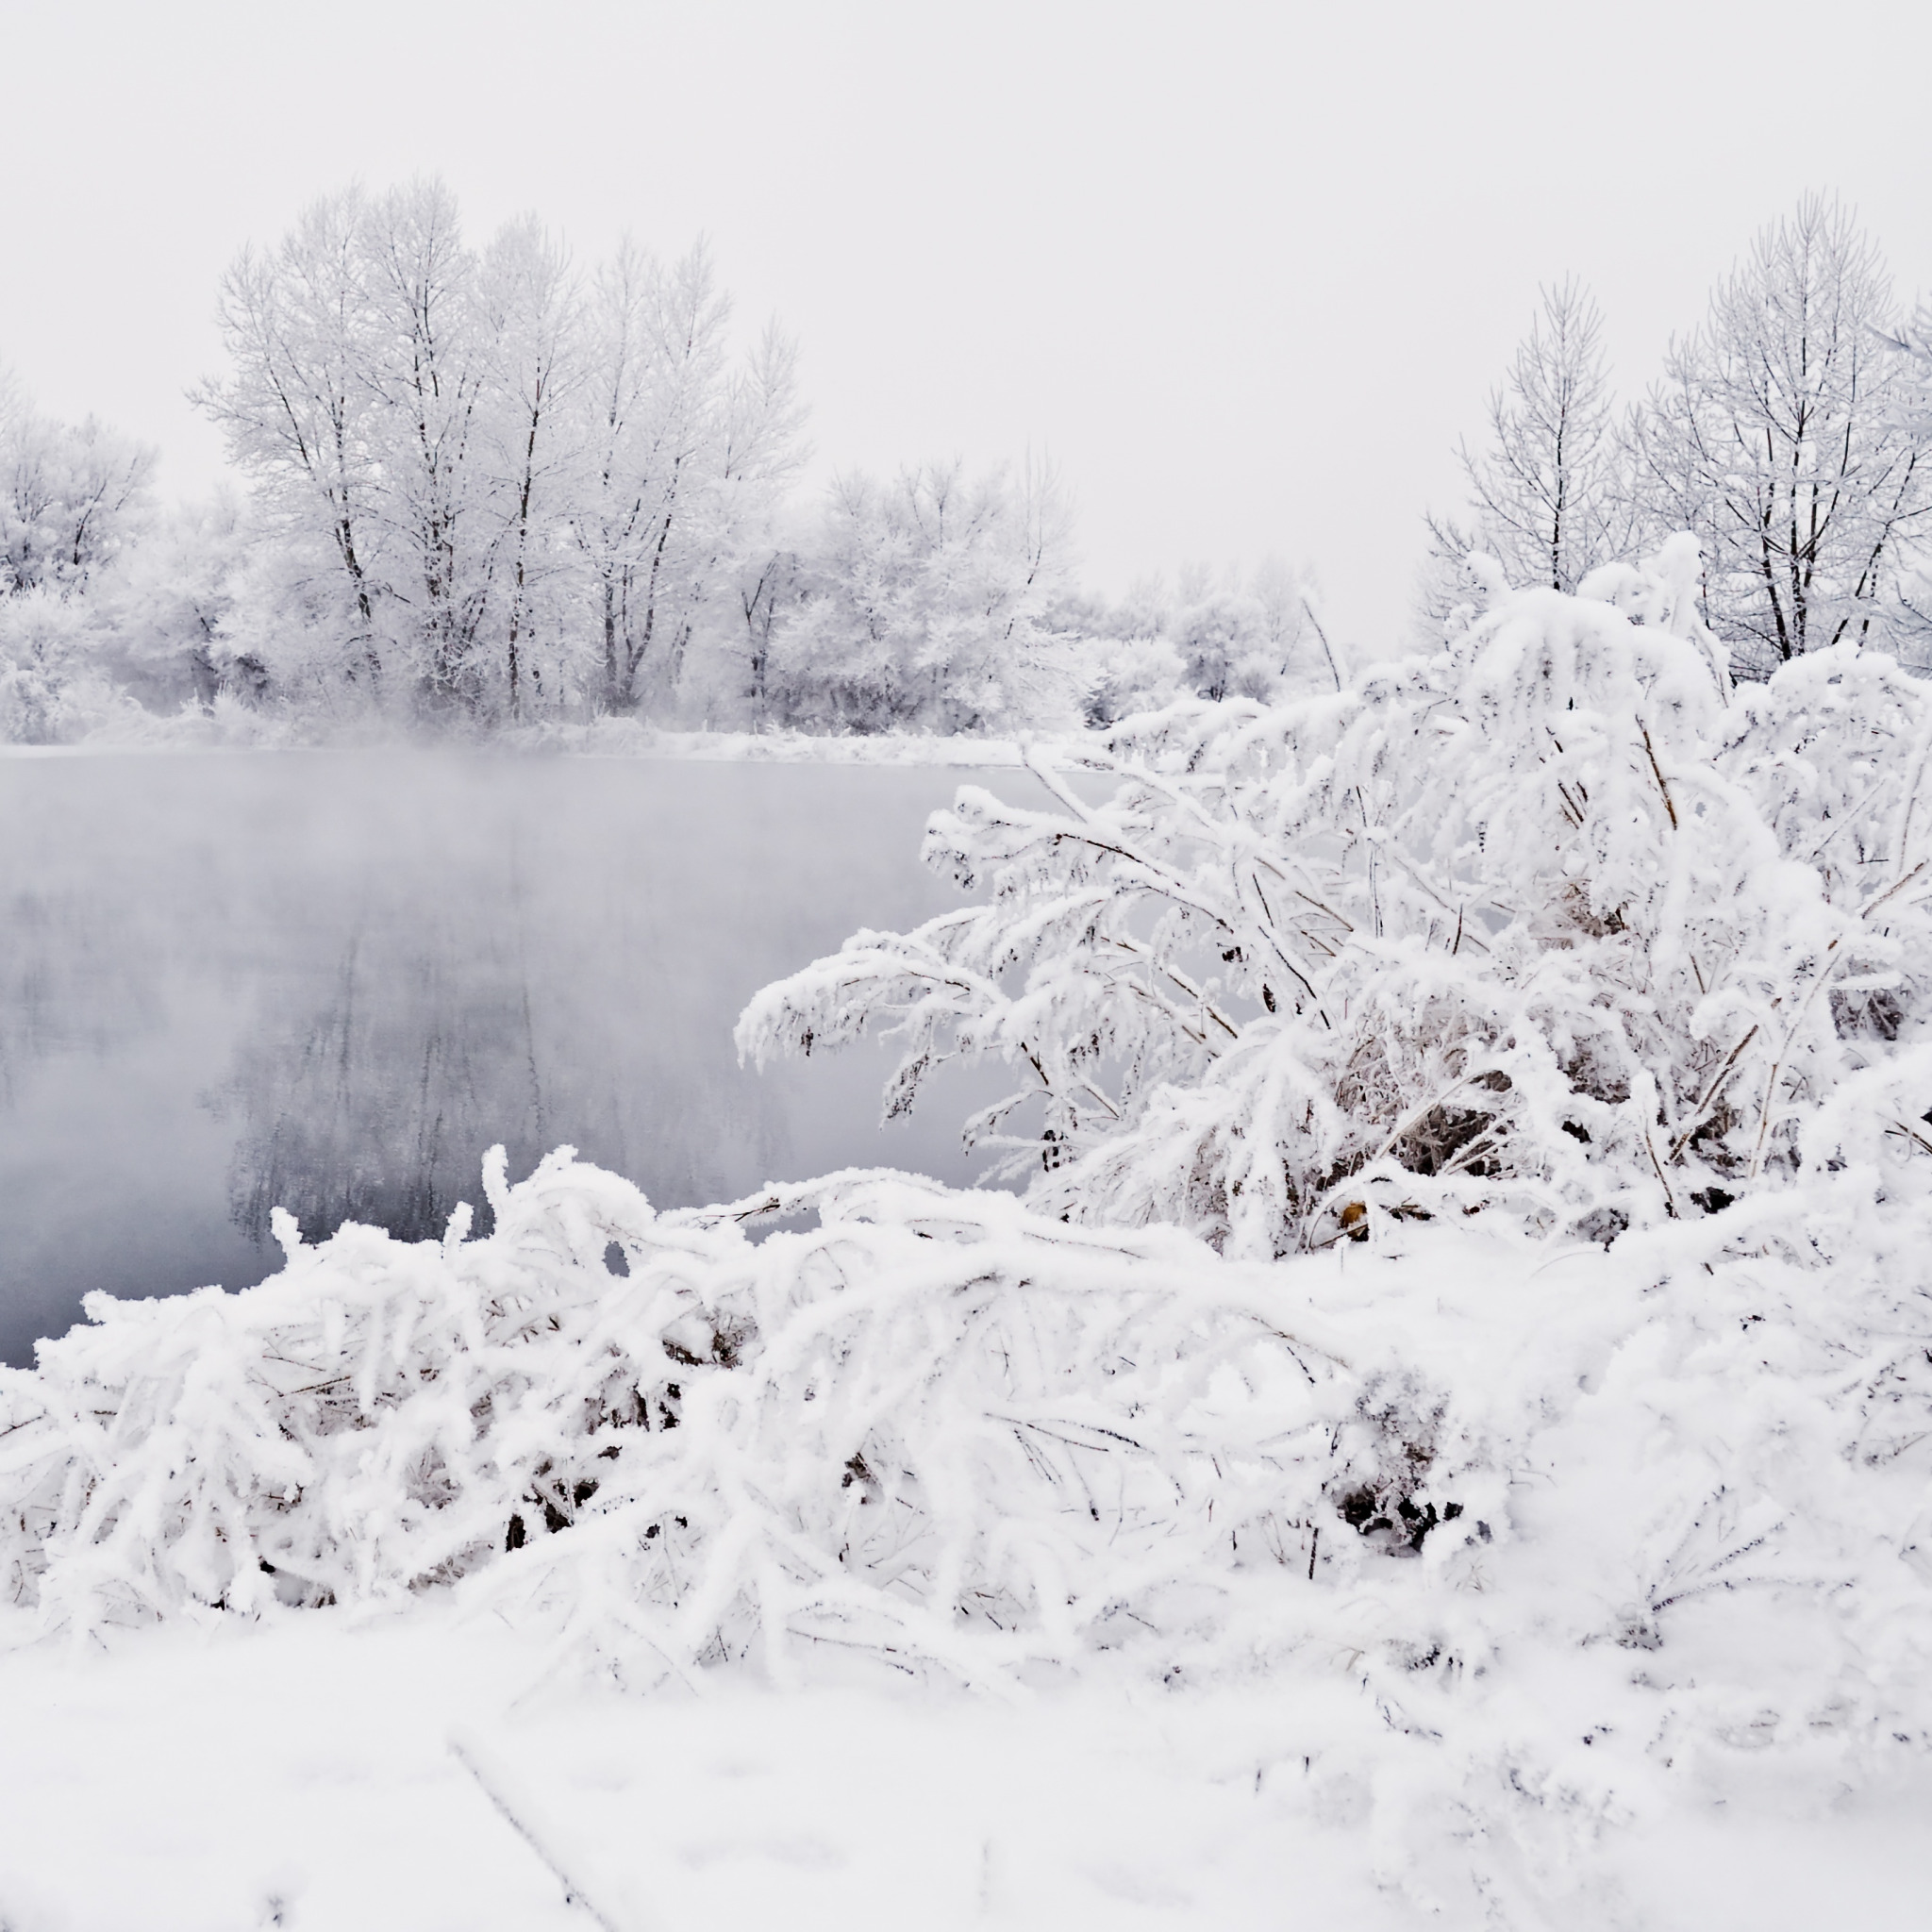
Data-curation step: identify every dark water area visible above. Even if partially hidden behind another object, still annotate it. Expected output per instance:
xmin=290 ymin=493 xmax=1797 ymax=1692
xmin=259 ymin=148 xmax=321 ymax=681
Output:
xmin=0 ymin=750 xmax=1021 ymax=1367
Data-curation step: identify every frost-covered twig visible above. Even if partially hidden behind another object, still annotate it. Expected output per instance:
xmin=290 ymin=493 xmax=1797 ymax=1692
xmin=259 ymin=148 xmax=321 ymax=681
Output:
xmin=451 ymin=1728 xmax=652 ymax=1932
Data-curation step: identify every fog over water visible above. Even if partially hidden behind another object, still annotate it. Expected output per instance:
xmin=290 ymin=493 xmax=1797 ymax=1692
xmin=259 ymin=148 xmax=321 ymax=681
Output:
xmin=0 ymin=752 xmax=1013 ymax=1366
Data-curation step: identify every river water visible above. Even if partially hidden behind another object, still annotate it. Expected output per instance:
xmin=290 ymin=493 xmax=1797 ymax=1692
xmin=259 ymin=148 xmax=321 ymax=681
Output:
xmin=0 ymin=750 xmax=1018 ymax=1366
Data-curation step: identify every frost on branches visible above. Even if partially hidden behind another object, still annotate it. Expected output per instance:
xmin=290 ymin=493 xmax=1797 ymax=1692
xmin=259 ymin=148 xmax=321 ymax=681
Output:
xmin=1 ymin=1151 xmax=1361 ymax=1681
xmin=5 ymin=546 xmax=1932 ymax=1914
xmin=4 ymin=1130 xmax=1931 ymax=1909
xmin=741 ymin=540 xmax=1932 ymax=1258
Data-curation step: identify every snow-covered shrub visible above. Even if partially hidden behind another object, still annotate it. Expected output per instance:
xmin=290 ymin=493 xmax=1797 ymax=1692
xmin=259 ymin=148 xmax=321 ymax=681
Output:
xmin=1715 ymin=642 xmax=1932 ymax=1041
xmin=75 ymin=690 xmax=296 ymax=749
xmin=741 ymin=547 xmax=1932 ymax=1257
xmin=0 ymin=1151 xmax=1357 ymax=1676
xmin=1 ymin=395 xmax=155 ymax=602
xmin=6 ymin=1134 xmax=1930 ymax=1924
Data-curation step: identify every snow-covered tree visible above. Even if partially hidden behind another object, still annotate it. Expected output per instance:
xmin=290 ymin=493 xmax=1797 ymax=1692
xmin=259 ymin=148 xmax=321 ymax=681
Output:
xmin=1087 ymin=558 xmax=1333 ymax=711
xmin=1170 ymin=584 xmax=1270 ymax=702
xmin=1076 ymin=630 xmax=1188 ymax=727
xmin=0 ymin=372 xmax=156 ymax=740
xmin=0 ymin=589 xmax=112 ymax=741
xmin=0 ymin=392 xmax=155 ymax=599
xmin=473 ymin=216 xmax=582 ymax=718
xmin=732 ymin=540 xmax=804 ymax=721
xmin=91 ymin=491 xmax=251 ymax=710
xmin=695 ymin=321 xmax=809 ymax=711
xmin=1627 ymin=195 xmax=1932 ymax=675
xmin=1250 ymin=553 xmax=1341 ymax=692
xmin=569 ymin=240 xmax=725 ymax=713
xmin=200 ymin=190 xmax=802 ymax=724
xmin=197 ymin=189 xmax=389 ymax=691
xmin=1881 ymin=298 xmax=1932 ymax=659
xmin=1421 ymin=280 xmax=1625 ymax=633
xmin=354 ymin=178 xmax=497 ymax=708
xmin=762 ymin=458 xmax=1079 ymax=734
xmin=567 ymin=242 xmax=804 ymax=717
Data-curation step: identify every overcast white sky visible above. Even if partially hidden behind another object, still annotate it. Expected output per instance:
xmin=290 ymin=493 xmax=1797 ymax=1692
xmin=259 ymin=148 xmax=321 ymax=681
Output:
xmin=2 ymin=0 xmax=1929 ymax=648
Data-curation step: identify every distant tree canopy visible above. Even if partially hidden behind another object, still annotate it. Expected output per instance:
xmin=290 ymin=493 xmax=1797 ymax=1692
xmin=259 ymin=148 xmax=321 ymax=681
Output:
xmin=175 ymin=180 xmax=1332 ymax=735
xmin=7 ymin=185 xmax=1932 ymax=744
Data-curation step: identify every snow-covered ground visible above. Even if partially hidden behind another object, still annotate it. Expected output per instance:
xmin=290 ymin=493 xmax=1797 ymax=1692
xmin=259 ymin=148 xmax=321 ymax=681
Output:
xmin=1 ymin=1609 xmax=1922 ymax=1931
xmin=511 ymin=719 xmax=1050 ymax=768
xmin=0 ymin=1613 xmax=1384 ymax=1932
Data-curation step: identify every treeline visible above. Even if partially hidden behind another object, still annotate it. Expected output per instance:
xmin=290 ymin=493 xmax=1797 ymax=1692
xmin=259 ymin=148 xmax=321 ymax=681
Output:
xmin=1423 ymin=194 xmax=1932 ymax=675
xmin=0 ymin=179 xmax=1330 ymax=743
xmin=5 ymin=186 xmax=1931 ymax=744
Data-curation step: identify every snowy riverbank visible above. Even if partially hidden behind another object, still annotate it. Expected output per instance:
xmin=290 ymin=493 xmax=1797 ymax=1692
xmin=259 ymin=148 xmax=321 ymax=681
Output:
xmin=9 ymin=581 xmax=1932 ymax=1925
xmin=0 ymin=702 xmax=1065 ymax=769
xmin=5 ymin=1141 xmax=1931 ymax=1926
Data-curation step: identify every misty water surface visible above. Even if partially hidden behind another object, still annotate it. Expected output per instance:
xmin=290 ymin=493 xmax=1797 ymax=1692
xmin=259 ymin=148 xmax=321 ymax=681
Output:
xmin=0 ymin=751 xmax=1019 ymax=1366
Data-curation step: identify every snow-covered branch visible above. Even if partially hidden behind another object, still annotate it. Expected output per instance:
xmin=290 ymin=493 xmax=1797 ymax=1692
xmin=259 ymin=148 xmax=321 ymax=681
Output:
xmin=741 ymin=561 xmax=1932 ymax=1257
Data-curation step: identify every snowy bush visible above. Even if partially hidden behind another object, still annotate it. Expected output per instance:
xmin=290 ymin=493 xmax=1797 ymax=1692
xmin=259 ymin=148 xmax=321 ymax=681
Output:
xmin=5 ymin=1133 xmax=1930 ymax=1919
xmin=741 ymin=545 xmax=1932 ymax=1257
xmin=759 ymin=461 xmax=1087 ymax=738
xmin=0 ymin=1152 xmax=1358 ymax=1678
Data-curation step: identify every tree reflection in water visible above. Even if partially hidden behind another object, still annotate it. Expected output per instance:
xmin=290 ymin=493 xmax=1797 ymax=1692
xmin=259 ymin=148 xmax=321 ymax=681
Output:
xmin=216 ymin=921 xmax=545 ymax=1246
xmin=0 ymin=751 xmax=1009 ymax=1364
